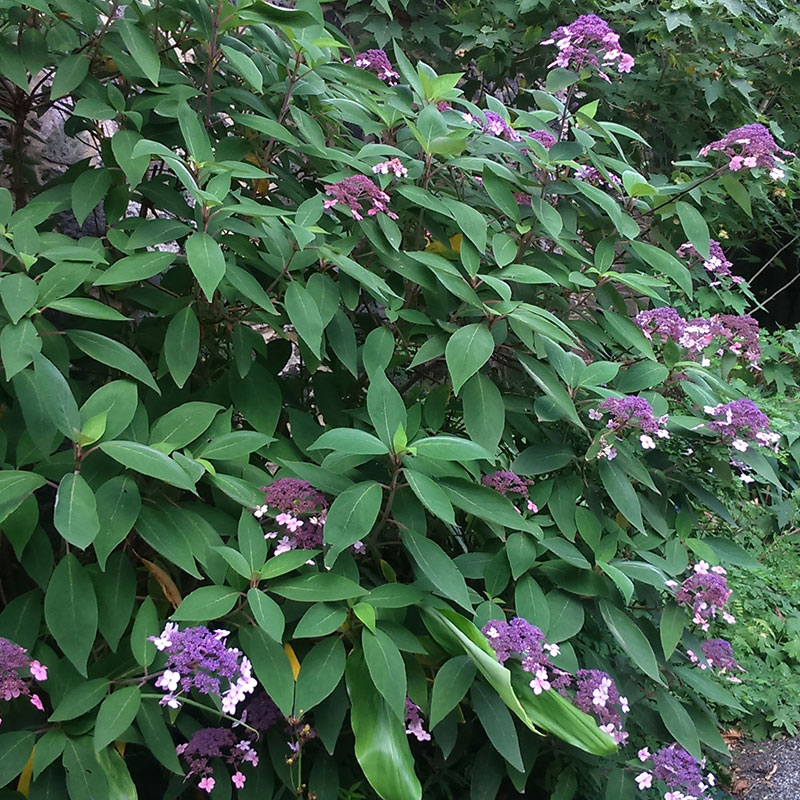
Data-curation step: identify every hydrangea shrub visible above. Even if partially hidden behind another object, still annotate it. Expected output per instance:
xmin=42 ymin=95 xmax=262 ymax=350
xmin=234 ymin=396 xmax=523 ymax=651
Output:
xmin=0 ymin=0 xmax=796 ymax=798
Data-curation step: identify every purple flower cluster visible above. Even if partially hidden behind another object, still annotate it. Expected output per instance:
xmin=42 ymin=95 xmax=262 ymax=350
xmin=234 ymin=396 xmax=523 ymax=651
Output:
xmin=149 ymin=624 xmax=257 ymax=713
xmin=462 ymin=110 xmax=522 ymax=142
xmin=526 ymin=129 xmax=557 ymax=150
xmin=704 ymin=398 xmax=779 ymax=452
xmin=461 ymin=112 xmax=556 ymax=151
xmin=482 ymin=618 xmax=568 ymax=694
xmin=372 ymin=158 xmax=408 ymax=178
xmin=687 ymin=638 xmax=745 ymax=684
xmin=699 ymin=123 xmax=794 ymax=179
xmin=405 ymin=699 xmax=431 ymax=742
xmin=322 ymin=175 xmax=398 ymax=221
xmin=635 ymin=308 xmax=761 ymax=367
xmin=676 ymin=240 xmax=742 ymax=285
xmin=253 ymin=478 xmax=359 ymax=558
xmin=482 ymin=470 xmax=538 ymax=513
xmin=239 ymin=691 xmax=282 ymax=732
xmin=0 ymin=637 xmax=47 ymax=722
xmin=588 ymin=396 xmax=669 ymax=457
xmin=541 ymin=15 xmax=634 ymax=81
xmin=353 ymin=49 xmax=399 ymax=84
xmin=575 ymin=669 xmax=629 ymax=745
xmin=177 ymin=727 xmax=258 ymax=793
xmin=670 ymin=562 xmax=734 ymax=632
xmin=574 ymin=165 xmax=622 ymax=190
xmin=636 ymin=744 xmax=716 ymax=798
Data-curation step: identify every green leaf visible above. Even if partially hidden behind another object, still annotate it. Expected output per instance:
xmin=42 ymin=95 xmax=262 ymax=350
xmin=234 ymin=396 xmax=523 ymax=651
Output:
xmin=117 ymin=20 xmax=160 ymax=85
xmin=411 ymin=435 xmax=493 ymax=462
xmin=196 ymin=431 xmax=271 ymax=460
xmin=310 ymin=428 xmax=389 ymax=456
xmin=0 ymin=273 xmax=39 ymax=324
xmin=54 ymin=473 xmax=100 ymax=549
xmin=247 ymin=588 xmax=285 ymax=641
xmin=429 ymin=656 xmax=476 ymax=728
xmin=598 ymin=599 xmax=662 ymax=683
xmin=656 ymin=688 xmax=701 ymax=760
xmin=268 ymin=573 xmax=366 ymax=602
xmin=546 ymin=590 xmax=585 ymax=641
xmin=444 ymin=199 xmax=487 ymax=252
xmin=136 ymin=701 xmax=183 ymax=774
xmin=546 ymin=67 xmax=579 ymax=92
xmin=285 ymin=281 xmax=324 ymax=358
xmin=94 ymin=551 xmax=135 ymax=651
xmin=462 ymin=373 xmax=504 ymax=452
xmin=720 ymin=173 xmax=752 ymax=218
xmin=445 ymin=324 xmax=495 ymax=395
xmin=518 ymin=354 xmax=583 ymax=428
xmin=0 ymin=731 xmax=35 ymax=786
xmin=185 ymin=232 xmax=226 ymax=301
xmin=177 ymin=101 xmax=213 ymax=163
xmin=295 ymin=637 xmax=347 ymax=714
xmin=50 ymin=679 xmax=109 ymax=722
xmin=149 ymin=402 xmax=221 ymax=449
xmin=99 ymin=442 xmax=195 ymax=491
xmin=33 ymin=729 xmax=66 ymax=779
xmin=1 ymin=319 xmax=41 ymax=380
xmin=401 ymin=529 xmax=472 ymax=611
xmin=367 ymin=372 xmax=407 ymax=448
xmin=63 ymin=735 xmax=108 ymax=798
xmin=225 ymin=263 xmax=278 ymax=314
xmin=72 ymin=168 xmax=112 ymax=226
xmin=294 ymin=603 xmax=348 ymax=639
xmin=363 ymin=627 xmax=407 ymax=720
xmin=47 ymin=298 xmax=128 ymax=321
xmin=164 ymin=305 xmax=199 ymax=389
xmin=94 ymin=252 xmax=175 ymax=286
xmin=598 ymin=458 xmax=644 ymax=533
xmin=403 ymin=468 xmax=455 ymax=525
xmin=238 ymin=509 xmax=267 ymax=573
xmin=440 ymin=477 xmax=536 ymax=531
xmin=471 ymin=681 xmax=524 ymax=770
xmin=51 ymin=54 xmax=89 ymax=99
xmin=171 ymin=586 xmax=240 ymax=621
xmin=676 ymin=201 xmax=710 ymax=261
xmin=130 ymin=597 xmax=159 ymax=667
xmin=323 ymin=481 xmax=382 ymax=567
xmin=0 ymin=470 xmax=46 ymax=525
xmin=630 ymin=241 xmax=693 ymax=298
xmin=221 ymin=44 xmax=263 ymax=92
xmin=94 ymin=687 xmax=141 ymax=752
xmin=346 ymin=650 xmax=422 ymax=800
xmin=93 ymin=476 xmax=141 ymax=570
xmin=659 ymin=604 xmax=687 ymax=659
xmin=260 ymin=549 xmax=322 ymax=579
xmin=67 ymin=330 xmax=159 ymax=393
xmin=44 ymin=553 xmax=98 ymax=675
xmin=239 ymin=626 xmax=295 ymax=716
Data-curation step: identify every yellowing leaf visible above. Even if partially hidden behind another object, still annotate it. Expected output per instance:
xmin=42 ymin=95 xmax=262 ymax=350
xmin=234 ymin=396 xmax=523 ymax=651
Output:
xmin=285 ymin=642 xmax=301 ymax=680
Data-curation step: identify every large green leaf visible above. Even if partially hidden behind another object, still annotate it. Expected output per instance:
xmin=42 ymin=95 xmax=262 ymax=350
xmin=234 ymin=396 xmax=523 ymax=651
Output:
xmin=185 ymin=232 xmax=226 ymax=301
xmin=44 ymin=554 xmax=98 ymax=676
xmin=99 ymin=442 xmax=196 ymax=491
xmin=429 ymin=656 xmax=476 ymax=728
xmin=598 ymin=600 xmax=663 ymax=683
xmin=323 ymin=481 xmax=383 ymax=566
xmin=295 ymin=637 xmax=347 ymax=714
xmin=67 ymin=330 xmax=159 ymax=393
xmin=445 ymin=324 xmax=495 ymax=395
xmin=346 ymin=650 xmax=422 ymax=800
xmin=54 ymin=473 xmax=99 ymax=549
xmin=94 ymin=688 xmax=141 ymax=752
xmin=401 ymin=530 xmax=472 ymax=611
xmin=362 ymin=627 xmax=407 ymax=720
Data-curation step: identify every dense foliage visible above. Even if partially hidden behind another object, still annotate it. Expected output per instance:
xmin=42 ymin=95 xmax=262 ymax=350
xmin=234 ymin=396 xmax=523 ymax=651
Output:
xmin=0 ymin=0 xmax=798 ymax=799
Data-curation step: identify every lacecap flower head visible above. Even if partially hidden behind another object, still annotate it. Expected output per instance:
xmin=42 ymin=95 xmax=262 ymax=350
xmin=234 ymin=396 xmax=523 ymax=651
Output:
xmin=0 ymin=637 xmax=47 ymax=721
xmin=700 ymin=123 xmax=794 ymax=179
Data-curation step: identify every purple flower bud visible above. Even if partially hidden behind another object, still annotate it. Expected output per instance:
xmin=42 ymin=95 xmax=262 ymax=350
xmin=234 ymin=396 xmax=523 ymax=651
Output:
xmin=704 ymin=398 xmax=777 ymax=452
xmin=177 ymin=728 xmax=259 ymax=793
xmin=575 ymin=669 xmax=628 ymax=744
xmin=673 ymin=565 xmax=733 ymax=632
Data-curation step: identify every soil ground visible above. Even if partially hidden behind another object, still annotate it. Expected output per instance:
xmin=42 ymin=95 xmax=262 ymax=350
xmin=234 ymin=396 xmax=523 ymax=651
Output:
xmin=731 ymin=735 xmax=800 ymax=799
